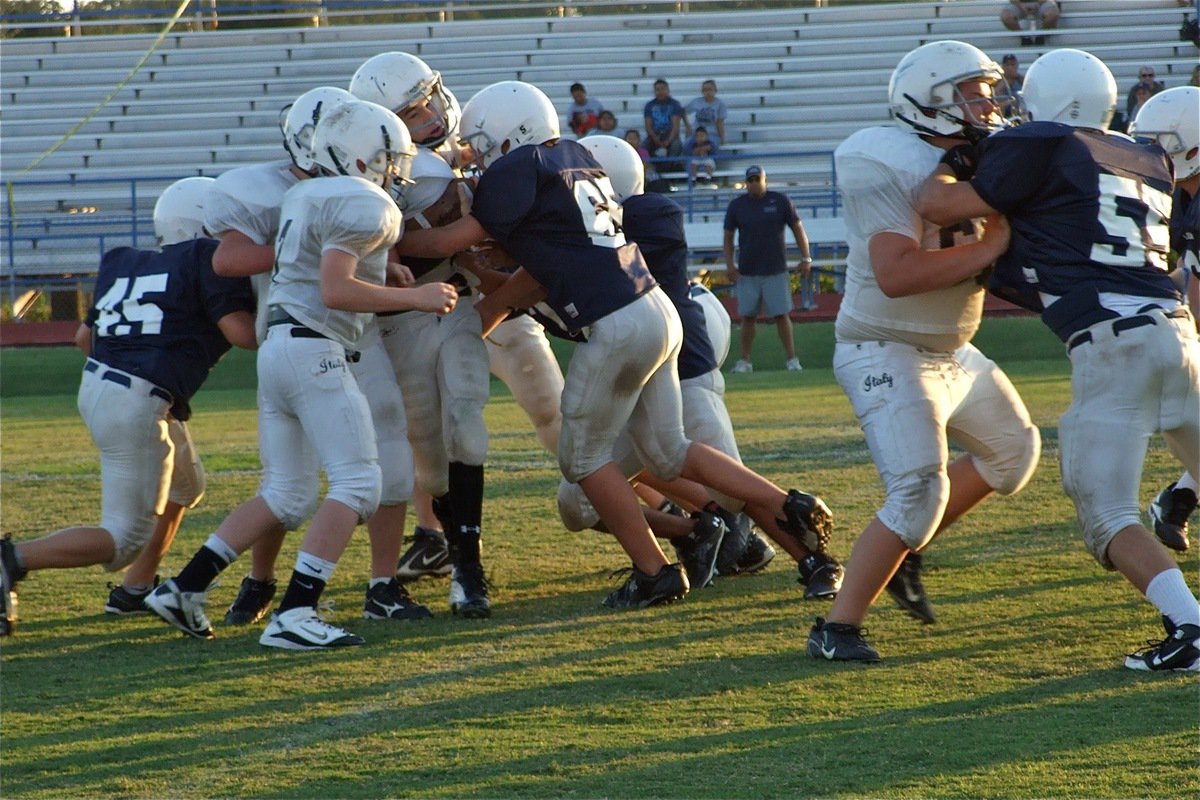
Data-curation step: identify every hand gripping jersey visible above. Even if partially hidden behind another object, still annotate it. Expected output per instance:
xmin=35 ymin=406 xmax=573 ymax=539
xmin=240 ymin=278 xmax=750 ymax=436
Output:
xmin=86 ymin=239 xmax=254 ymax=420
xmin=971 ymin=122 xmax=1179 ymax=339
xmin=270 ymin=176 xmax=402 ymax=349
xmin=203 ymin=160 xmax=302 ymax=343
xmin=835 ymin=126 xmax=986 ymax=352
xmin=621 ymin=191 xmax=717 ymax=379
xmin=468 ymin=139 xmax=656 ymax=333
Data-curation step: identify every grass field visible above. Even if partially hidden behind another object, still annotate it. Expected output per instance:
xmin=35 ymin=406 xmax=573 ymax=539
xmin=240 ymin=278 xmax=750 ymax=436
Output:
xmin=1 ymin=317 xmax=1197 ymax=799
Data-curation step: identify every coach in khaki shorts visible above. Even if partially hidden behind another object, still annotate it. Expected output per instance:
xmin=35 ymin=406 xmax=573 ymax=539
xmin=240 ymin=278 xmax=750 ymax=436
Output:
xmin=723 ymin=165 xmax=811 ymax=373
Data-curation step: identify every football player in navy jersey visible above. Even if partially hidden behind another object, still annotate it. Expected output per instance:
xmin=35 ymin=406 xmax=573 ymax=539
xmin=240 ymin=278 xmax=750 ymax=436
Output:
xmin=1131 ymin=87 xmax=1200 ymax=554
xmin=0 ymin=178 xmax=256 ymax=636
xmin=397 ymin=81 xmax=835 ymax=609
xmin=562 ymin=135 xmax=845 ymax=595
xmin=916 ymin=49 xmax=1200 ymax=672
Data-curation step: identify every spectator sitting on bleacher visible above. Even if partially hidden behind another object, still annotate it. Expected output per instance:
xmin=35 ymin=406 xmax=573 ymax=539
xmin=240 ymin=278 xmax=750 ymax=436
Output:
xmin=644 ymin=78 xmax=685 ymax=168
xmin=1126 ymin=66 xmax=1166 ymax=118
xmin=1000 ymin=1 xmax=1059 ymax=44
xmin=684 ymin=126 xmax=719 ymax=184
xmin=995 ymin=54 xmax=1024 ymax=116
xmin=625 ymin=128 xmax=669 ymax=193
xmin=683 ymin=79 xmax=728 ymax=147
xmin=584 ymin=110 xmax=619 ymax=138
xmin=566 ymin=82 xmax=604 ymax=137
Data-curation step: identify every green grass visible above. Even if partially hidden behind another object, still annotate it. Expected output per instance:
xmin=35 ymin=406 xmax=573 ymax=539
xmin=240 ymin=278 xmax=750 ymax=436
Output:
xmin=2 ymin=317 xmax=1197 ymax=799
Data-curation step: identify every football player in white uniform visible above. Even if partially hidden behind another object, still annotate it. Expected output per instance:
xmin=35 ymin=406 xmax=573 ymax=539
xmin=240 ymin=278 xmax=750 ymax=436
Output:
xmin=807 ymin=41 xmax=1041 ymax=662
xmin=351 ymin=52 xmax=496 ymax=616
xmin=0 ymin=178 xmax=256 ymax=636
xmin=145 ymin=100 xmax=459 ymax=649
xmin=205 ymin=86 xmax=432 ymax=624
xmin=397 ymin=81 xmax=836 ymax=610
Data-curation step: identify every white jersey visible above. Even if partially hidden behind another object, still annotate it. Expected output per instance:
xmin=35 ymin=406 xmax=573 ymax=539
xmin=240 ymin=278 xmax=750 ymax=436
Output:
xmin=204 ymin=159 xmax=301 ymax=343
xmin=835 ymin=125 xmax=985 ymax=352
xmin=270 ymin=176 xmax=402 ymax=349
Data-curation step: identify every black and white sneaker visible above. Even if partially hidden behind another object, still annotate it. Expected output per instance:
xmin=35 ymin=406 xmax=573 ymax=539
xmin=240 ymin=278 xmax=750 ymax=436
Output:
xmin=777 ymin=489 xmax=833 ymax=554
xmin=735 ymin=531 xmax=776 ymax=575
xmin=714 ymin=510 xmax=750 ymax=577
xmin=807 ymin=617 xmax=881 ymax=662
xmin=105 ymin=575 xmax=160 ymax=615
xmin=144 ymin=579 xmax=214 ymax=639
xmin=363 ymin=578 xmax=432 ymax=620
xmin=259 ymin=606 xmax=365 ymax=651
xmin=602 ymin=563 xmax=690 ymax=609
xmin=449 ymin=562 xmax=491 ymax=618
xmin=1148 ymin=482 xmax=1197 ymax=553
xmin=672 ymin=512 xmax=726 ymax=589
xmin=0 ymin=534 xmax=24 ymax=637
xmin=223 ymin=576 xmax=277 ymax=626
xmin=1125 ymin=616 xmax=1200 ymax=672
xmin=884 ymin=552 xmax=936 ymax=624
xmin=797 ymin=552 xmax=844 ymax=600
xmin=396 ymin=527 xmax=454 ymax=582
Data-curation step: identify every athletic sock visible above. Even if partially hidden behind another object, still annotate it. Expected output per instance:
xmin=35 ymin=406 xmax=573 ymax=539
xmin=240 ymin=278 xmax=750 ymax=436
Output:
xmin=448 ymin=462 xmax=484 ymax=566
xmin=277 ymin=551 xmax=336 ymax=612
xmin=1145 ymin=568 xmax=1200 ymax=629
xmin=174 ymin=535 xmax=237 ymax=592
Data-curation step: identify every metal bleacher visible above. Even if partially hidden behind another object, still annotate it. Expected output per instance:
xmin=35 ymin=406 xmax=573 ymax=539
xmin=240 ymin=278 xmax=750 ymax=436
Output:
xmin=2 ymin=0 xmax=1196 ymax=286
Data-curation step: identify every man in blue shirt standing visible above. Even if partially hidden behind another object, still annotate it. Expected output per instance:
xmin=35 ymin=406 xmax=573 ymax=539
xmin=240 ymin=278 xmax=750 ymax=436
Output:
xmin=724 ymin=165 xmax=812 ymax=373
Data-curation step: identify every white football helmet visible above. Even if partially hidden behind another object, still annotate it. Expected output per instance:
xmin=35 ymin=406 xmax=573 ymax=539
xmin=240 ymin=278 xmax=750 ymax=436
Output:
xmin=888 ymin=40 xmax=1006 ymax=141
xmin=1020 ymin=49 xmax=1117 ymax=129
xmin=348 ymin=51 xmax=460 ymax=148
xmin=153 ymin=177 xmax=215 ymax=247
xmin=311 ymin=99 xmax=417 ymax=197
xmin=1131 ymin=86 xmax=1200 ymax=182
xmin=579 ymin=135 xmax=644 ymax=202
xmin=400 ymin=147 xmax=456 ymax=217
xmin=458 ymin=81 xmax=560 ymax=169
xmin=280 ymin=86 xmax=355 ymax=172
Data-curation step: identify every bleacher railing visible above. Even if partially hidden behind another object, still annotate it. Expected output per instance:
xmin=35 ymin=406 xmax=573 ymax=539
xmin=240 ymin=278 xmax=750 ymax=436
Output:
xmin=2 ymin=0 xmax=829 ymax=36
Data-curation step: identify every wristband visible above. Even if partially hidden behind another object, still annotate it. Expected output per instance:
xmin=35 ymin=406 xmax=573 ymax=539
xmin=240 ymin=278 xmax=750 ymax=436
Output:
xmin=800 ymin=257 xmax=813 ymax=263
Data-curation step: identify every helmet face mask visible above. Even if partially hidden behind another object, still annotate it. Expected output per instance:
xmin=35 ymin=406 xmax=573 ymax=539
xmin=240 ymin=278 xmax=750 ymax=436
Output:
xmin=1130 ymin=86 xmax=1200 ymax=182
xmin=889 ymin=40 xmax=1007 ymax=142
xmin=280 ymin=86 xmax=356 ymax=173
xmin=153 ymin=176 xmax=216 ymax=247
xmin=312 ymin=100 xmax=417 ymax=199
xmin=458 ymin=81 xmax=561 ymax=170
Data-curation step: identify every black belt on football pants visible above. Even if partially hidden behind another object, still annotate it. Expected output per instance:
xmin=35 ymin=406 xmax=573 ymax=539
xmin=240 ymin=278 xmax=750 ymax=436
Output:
xmin=84 ymin=359 xmax=173 ymax=404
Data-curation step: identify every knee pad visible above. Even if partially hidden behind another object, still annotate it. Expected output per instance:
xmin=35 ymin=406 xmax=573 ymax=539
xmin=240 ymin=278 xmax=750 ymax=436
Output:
xmin=260 ymin=472 xmax=321 ymax=531
xmin=104 ymin=519 xmax=155 ymax=571
xmin=445 ymin=397 xmax=489 ymax=466
xmin=976 ymin=422 xmax=1041 ymax=497
xmin=557 ymin=479 xmax=600 ymax=532
xmin=632 ymin=435 xmax=690 ymax=484
xmin=878 ymin=467 xmax=951 ymax=550
xmin=325 ymin=461 xmax=383 ymax=522
xmin=1062 ymin=469 xmax=1137 ymax=570
xmin=378 ymin=450 xmax=415 ymax=506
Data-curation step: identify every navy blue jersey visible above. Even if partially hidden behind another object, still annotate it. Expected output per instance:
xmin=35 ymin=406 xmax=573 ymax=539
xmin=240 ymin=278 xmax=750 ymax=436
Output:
xmin=971 ymin=123 xmax=1178 ymax=337
xmin=85 ymin=239 xmax=254 ymax=419
xmin=723 ymin=190 xmax=799 ymax=275
xmin=622 ymin=192 xmax=717 ymax=379
xmin=469 ymin=140 xmax=656 ymax=332
xmin=1171 ymin=187 xmax=1199 ymax=275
